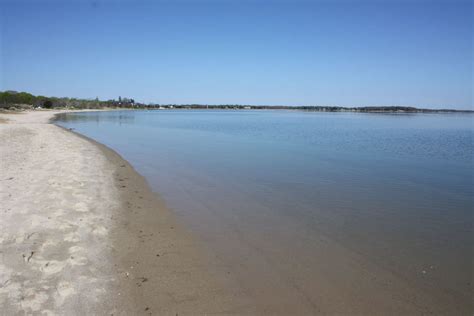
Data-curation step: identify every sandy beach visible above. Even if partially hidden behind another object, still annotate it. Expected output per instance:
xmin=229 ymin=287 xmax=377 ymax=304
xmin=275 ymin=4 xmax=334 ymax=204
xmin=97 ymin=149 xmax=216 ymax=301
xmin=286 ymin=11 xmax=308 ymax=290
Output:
xmin=0 ymin=110 xmax=253 ymax=315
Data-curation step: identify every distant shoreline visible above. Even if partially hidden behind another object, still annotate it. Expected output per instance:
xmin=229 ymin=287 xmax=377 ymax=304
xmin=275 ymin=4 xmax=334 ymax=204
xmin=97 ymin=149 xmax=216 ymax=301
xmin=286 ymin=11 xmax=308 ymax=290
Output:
xmin=1 ymin=90 xmax=472 ymax=113
xmin=3 ymin=105 xmax=473 ymax=114
xmin=139 ymin=105 xmax=474 ymax=113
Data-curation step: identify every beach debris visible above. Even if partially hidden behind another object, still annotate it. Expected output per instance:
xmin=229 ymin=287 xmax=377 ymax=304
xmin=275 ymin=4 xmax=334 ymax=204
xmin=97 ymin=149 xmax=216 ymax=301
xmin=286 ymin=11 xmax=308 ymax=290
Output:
xmin=135 ymin=277 xmax=148 ymax=287
xmin=23 ymin=251 xmax=35 ymax=263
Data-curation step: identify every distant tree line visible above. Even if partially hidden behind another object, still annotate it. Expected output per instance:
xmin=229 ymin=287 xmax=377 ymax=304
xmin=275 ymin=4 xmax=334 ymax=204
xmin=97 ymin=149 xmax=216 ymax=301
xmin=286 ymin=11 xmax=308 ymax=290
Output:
xmin=0 ymin=91 xmax=138 ymax=110
xmin=1 ymin=90 xmax=470 ymax=113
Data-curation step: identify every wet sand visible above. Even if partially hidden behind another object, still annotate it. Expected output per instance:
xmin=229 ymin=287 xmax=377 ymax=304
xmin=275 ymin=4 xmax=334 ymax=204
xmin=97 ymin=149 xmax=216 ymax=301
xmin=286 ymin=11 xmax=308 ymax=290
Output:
xmin=0 ymin=110 xmax=253 ymax=315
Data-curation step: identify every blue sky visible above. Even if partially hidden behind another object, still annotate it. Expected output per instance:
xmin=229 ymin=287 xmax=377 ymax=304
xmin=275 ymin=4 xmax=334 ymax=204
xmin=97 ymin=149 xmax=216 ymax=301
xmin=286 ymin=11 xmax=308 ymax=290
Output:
xmin=1 ymin=0 xmax=472 ymax=108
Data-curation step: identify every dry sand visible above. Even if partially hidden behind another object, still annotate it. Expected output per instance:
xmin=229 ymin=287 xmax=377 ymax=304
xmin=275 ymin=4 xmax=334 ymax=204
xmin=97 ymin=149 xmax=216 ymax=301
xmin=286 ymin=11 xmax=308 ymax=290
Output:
xmin=0 ymin=110 xmax=254 ymax=315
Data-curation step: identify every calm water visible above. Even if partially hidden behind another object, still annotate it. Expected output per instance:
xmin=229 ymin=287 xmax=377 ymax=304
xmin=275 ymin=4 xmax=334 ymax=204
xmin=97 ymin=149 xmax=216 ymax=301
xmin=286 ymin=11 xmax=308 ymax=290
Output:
xmin=56 ymin=110 xmax=473 ymax=312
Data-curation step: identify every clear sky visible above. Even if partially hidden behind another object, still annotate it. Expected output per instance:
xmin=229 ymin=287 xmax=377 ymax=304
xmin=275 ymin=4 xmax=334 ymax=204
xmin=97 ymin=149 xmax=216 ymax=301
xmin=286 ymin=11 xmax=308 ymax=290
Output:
xmin=0 ymin=0 xmax=472 ymax=109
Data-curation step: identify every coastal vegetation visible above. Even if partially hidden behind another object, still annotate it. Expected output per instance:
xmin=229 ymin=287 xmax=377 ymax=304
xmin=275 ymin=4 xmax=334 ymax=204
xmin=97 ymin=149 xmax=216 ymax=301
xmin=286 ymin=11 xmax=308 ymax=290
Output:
xmin=0 ymin=91 xmax=136 ymax=110
xmin=1 ymin=90 xmax=471 ymax=113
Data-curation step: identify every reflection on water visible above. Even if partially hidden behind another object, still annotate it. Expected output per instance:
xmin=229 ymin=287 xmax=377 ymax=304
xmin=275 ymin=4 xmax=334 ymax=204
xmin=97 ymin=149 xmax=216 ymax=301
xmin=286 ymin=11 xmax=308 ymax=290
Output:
xmin=56 ymin=111 xmax=136 ymax=124
xmin=56 ymin=110 xmax=473 ymax=313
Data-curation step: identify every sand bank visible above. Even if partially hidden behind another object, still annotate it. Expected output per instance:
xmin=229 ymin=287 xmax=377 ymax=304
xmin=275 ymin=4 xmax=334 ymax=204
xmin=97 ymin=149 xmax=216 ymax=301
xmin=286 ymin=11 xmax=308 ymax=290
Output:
xmin=0 ymin=110 xmax=253 ymax=315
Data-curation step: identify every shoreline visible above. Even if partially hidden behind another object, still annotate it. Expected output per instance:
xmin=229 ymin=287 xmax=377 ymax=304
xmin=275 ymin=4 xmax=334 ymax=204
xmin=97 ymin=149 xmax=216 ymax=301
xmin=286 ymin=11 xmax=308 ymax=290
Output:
xmin=0 ymin=110 xmax=253 ymax=314
xmin=55 ymin=115 xmax=255 ymax=314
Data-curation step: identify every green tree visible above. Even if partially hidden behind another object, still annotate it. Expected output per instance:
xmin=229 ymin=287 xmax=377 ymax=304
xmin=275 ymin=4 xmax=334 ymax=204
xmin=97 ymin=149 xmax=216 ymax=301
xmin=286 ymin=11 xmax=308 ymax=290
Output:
xmin=43 ymin=100 xmax=53 ymax=109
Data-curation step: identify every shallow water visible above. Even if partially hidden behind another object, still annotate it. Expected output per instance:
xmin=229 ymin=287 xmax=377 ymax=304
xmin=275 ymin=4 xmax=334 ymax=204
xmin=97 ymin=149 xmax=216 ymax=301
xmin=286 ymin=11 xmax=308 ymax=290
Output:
xmin=56 ymin=110 xmax=473 ymax=313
